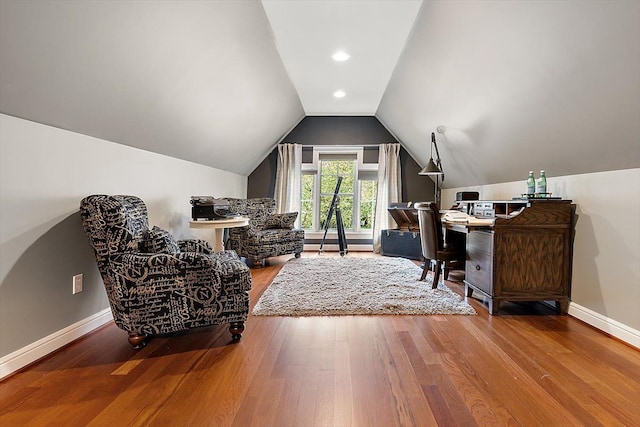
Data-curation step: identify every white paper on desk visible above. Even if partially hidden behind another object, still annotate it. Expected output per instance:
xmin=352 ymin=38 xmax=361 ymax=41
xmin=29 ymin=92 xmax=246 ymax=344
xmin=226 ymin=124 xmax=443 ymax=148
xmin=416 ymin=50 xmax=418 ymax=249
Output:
xmin=467 ymin=217 xmax=495 ymax=225
xmin=443 ymin=212 xmax=471 ymax=222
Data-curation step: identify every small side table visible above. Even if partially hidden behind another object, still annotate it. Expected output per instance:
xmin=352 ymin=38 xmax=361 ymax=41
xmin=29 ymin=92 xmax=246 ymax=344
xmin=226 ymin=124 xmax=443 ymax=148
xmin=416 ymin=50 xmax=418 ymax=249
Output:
xmin=189 ymin=217 xmax=249 ymax=252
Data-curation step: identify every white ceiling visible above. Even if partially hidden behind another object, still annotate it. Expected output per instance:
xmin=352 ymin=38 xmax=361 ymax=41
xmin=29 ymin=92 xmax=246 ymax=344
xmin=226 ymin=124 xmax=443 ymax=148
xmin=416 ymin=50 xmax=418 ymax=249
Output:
xmin=262 ymin=0 xmax=422 ymax=115
xmin=1 ymin=1 xmax=638 ymax=188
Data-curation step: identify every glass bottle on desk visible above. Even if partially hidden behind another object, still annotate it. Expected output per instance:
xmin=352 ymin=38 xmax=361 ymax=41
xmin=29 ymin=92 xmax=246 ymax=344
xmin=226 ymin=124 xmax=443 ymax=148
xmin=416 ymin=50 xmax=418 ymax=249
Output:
xmin=536 ymin=170 xmax=547 ymax=197
xmin=526 ymin=171 xmax=535 ymax=196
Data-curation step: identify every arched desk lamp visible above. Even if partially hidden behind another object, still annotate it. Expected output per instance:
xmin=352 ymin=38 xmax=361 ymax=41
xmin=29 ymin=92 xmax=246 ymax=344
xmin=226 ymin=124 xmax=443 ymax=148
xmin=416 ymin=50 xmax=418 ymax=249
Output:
xmin=418 ymin=131 xmax=444 ymax=208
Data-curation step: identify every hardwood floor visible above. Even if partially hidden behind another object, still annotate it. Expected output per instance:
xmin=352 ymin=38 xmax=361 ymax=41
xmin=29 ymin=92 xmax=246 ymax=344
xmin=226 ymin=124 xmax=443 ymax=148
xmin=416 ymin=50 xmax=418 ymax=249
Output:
xmin=1 ymin=252 xmax=639 ymax=426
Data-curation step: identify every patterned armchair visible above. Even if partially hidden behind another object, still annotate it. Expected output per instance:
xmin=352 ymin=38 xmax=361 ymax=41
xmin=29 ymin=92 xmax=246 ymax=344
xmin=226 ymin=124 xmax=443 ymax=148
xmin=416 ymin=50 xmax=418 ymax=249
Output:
xmin=79 ymin=195 xmax=252 ymax=348
xmin=223 ymin=198 xmax=305 ymax=267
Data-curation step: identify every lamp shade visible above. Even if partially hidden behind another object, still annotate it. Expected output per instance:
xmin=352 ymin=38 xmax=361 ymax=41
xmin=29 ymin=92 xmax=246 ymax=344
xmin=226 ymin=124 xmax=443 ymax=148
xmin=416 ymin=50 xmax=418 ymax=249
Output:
xmin=419 ymin=158 xmax=443 ymax=175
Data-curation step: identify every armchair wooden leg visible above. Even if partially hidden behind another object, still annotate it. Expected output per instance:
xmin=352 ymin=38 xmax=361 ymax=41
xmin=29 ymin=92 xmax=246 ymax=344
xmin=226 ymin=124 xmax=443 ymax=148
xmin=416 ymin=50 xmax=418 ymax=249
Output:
xmin=229 ymin=321 xmax=245 ymax=341
xmin=128 ymin=332 xmax=146 ymax=349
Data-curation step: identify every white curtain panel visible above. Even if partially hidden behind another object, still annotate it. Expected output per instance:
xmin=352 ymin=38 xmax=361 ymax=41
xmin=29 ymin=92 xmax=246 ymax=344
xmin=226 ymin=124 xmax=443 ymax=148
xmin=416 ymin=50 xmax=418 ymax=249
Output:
xmin=274 ymin=143 xmax=302 ymax=224
xmin=373 ymin=143 xmax=402 ymax=253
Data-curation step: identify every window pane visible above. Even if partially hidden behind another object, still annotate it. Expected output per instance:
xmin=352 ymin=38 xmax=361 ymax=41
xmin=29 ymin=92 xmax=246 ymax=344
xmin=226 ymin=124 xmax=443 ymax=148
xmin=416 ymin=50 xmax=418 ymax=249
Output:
xmin=302 ymin=174 xmax=314 ymax=198
xmin=300 ymin=174 xmax=315 ymax=230
xmin=340 ymin=173 xmax=354 ymax=193
xmin=319 ymin=195 xmax=354 ymax=230
xmin=339 ymin=196 xmax=353 ymax=229
xmin=321 ymin=160 xmax=337 ymax=176
xmin=318 ymin=159 xmax=356 ymax=231
xmin=301 ymin=200 xmax=313 ymax=229
xmin=359 ymin=180 xmax=377 ymax=230
xmin=321 ymin=175 xmax=338 ymax=194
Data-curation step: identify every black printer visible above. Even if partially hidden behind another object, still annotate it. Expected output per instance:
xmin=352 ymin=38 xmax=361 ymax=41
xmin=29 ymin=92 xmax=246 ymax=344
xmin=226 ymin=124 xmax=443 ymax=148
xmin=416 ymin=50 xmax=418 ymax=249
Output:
xmin=190 ymin=196 xmax=230 ymax=220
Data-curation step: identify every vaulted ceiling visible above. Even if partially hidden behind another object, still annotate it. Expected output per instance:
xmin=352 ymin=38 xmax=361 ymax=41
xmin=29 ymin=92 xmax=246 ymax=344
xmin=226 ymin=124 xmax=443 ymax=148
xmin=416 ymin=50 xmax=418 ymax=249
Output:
xmin=1 ymin=1 xmax=638 ymax=189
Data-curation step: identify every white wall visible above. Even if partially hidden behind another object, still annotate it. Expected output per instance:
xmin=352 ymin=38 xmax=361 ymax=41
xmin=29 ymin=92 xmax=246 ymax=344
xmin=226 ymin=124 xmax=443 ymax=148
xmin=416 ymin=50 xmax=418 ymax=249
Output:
xmin=0 ymin=114 xmax=247 ymax=359
xmin=443 ymin=169 xmax=640 ymax=342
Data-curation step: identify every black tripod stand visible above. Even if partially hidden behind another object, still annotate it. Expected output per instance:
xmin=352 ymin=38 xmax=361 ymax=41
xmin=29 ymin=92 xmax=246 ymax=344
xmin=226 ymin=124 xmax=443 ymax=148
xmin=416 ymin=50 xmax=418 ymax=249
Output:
xmin=319 ymin=176 xmax=348 ymax=256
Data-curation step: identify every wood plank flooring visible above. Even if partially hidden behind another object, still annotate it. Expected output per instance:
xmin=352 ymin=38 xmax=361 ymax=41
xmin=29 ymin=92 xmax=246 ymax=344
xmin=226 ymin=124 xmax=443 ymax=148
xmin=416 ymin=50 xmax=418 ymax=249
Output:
xmin=1 ymin=252 xmax=639 ymax=426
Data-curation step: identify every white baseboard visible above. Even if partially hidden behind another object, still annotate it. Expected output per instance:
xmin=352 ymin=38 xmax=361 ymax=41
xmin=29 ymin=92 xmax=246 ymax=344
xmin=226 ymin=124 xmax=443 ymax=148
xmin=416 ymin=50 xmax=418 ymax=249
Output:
xmin=568 ymin=302 xmax=640 ymax=349
xmin=0 ymin=308 xmax=113 ymax=380
xmin=2 ymin=302 xmax=636 ymax=380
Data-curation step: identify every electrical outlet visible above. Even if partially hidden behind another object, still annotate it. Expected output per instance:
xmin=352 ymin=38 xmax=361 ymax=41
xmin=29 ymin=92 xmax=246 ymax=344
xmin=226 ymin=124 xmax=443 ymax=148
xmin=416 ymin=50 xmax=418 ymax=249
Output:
xmin=72 ymin=274 xmax=83 ymax=294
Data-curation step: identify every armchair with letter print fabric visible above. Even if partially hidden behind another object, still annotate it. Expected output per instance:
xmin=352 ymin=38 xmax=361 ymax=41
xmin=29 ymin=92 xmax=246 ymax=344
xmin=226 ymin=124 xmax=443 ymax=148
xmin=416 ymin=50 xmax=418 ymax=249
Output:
xmin=223 ymin=198 xmax=304 ymax=267
xmin=79 ymin=195 xmax=252 ymax=348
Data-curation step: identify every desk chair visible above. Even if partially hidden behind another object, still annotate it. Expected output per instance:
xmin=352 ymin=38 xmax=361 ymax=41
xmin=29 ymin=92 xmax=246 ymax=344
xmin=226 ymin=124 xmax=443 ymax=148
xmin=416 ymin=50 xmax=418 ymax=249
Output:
xmin=415 ymin=202 xmax=465 ymax=288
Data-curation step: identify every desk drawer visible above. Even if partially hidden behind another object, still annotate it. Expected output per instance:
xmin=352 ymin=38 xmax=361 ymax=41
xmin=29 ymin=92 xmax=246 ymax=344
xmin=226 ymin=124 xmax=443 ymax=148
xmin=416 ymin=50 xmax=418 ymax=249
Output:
xmin=466 ymin=231 xmax=493 ymax=295
xmin=467 ymin=230 xmax=493 ymax=253
xmin=466 ymin=249 xmax=493 ymax=295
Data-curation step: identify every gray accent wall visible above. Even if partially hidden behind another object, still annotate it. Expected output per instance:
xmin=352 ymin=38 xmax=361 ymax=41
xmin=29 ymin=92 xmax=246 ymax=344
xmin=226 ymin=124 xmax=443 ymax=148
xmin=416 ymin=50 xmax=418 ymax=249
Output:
xmin=248 ymin=116 xmax=434 ymax=204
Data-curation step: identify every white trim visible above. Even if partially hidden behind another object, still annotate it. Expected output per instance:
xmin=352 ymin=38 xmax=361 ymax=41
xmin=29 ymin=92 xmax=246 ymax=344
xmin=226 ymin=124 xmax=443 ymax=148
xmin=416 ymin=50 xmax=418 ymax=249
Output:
xmin=302 ymin=147 xmax=378 ymax=232
xmin=304 ymin=243 xmax=373 ymax=252
xmin=3 ymin=300 xmax=636 ymax=381
xmin=0 ymin=308 xmax=113 ymax=379
xmin=302 ymin=146 xmax=378 ymax=172
xmin=568 ymin=302 xmax=640 ymax=349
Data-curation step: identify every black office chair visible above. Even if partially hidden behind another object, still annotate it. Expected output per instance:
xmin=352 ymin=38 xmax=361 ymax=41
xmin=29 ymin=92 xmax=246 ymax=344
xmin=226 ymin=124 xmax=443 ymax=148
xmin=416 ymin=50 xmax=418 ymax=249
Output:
xmin=415 ymin=202 xmax=466 ymax=288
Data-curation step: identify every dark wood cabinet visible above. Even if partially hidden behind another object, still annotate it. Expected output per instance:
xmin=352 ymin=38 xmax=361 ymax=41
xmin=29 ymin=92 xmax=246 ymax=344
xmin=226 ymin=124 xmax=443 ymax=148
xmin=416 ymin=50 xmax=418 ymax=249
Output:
xmin=463 ymin=199 xmax=576 ymax=315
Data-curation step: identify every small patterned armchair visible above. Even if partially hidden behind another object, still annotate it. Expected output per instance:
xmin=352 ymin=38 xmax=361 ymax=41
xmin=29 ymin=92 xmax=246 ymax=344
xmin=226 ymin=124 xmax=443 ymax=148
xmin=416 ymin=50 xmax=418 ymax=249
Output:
xmin=79 ymin=195 xmax=252 ymax=348
xmin=223 ymin=198 xmax=304 ymax=267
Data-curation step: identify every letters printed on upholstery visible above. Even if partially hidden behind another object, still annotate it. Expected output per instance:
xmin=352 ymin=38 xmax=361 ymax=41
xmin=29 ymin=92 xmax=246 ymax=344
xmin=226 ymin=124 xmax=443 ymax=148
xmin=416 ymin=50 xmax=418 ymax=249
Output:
xmin=223 ymin=198 xmax=304 ymax=266
xmin=79 ymin=195 xmax=252 ymax=345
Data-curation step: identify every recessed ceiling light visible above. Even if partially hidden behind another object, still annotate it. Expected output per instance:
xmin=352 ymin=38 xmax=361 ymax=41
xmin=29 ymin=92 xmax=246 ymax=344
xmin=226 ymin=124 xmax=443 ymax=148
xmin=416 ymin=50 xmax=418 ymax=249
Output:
xmin=332 ymin=50 xmax=350 ymax=62
xmin=333 ymin=90 xmax=346 ymax=98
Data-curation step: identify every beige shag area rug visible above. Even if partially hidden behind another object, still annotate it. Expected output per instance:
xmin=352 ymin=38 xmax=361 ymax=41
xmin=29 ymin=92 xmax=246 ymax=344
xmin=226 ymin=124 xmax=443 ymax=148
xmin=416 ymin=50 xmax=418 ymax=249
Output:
xmin=252 ymin=256 xmax=476 ymax=316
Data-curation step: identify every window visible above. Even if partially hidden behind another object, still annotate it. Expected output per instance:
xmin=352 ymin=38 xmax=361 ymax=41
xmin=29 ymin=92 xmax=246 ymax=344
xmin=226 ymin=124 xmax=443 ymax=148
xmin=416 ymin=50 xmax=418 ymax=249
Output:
xmin=359 ymin=179 xmax=377 ymax=230
xmin=300 ymin=173 xmax=314 ymax=229
xmin=319 ymin=159 xmax=355 ymax=229
xmin=300 ymin=147 xmax=377 ymax=234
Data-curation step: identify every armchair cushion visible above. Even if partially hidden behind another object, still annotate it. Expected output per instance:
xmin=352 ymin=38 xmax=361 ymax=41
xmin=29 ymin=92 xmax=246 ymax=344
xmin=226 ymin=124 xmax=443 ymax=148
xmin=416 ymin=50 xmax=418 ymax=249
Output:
xmin=139 ymin=226 xmax=180 ymax=254
xmin=264 ymin=212 xmax=298 ymax=230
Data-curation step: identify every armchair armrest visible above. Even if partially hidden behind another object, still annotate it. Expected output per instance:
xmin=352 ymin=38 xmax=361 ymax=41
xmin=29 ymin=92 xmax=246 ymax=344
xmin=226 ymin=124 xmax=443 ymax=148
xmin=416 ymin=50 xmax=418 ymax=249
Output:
xmin=110 ymin=250 xmax=251 ymax=299
xmin=106 ymin=251 xmax=250 ymax=333
xmin=109 ymin=252 xmax=221 ymax=306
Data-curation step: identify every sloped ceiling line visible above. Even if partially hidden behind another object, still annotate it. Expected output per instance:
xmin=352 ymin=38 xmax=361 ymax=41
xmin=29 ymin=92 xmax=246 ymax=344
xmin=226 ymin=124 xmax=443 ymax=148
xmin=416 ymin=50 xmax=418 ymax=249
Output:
xmin=1 ymin=1 xmax=638 ymax=187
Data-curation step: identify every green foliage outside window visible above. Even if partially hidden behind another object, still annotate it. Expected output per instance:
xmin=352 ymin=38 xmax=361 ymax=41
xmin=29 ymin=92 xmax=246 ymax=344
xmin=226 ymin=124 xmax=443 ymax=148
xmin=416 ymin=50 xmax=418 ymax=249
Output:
xmin=300 ymin=174 xmax=314 ymax=229
xmin=360 ymin=180 xmax=377 ymax=229
xmin=300 ymin=158 xmax=377 ymax=232
xmin=319 ymin=160 xmax=355 ymax=230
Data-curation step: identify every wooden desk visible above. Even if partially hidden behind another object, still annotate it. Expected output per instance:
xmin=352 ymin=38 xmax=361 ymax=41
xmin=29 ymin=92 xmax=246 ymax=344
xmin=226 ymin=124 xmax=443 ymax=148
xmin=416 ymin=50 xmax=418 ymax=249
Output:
xmin=189 ymin=217 xmax=249 ymax=252
xmin=444 ymin=199 xmax=576 ymax=315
